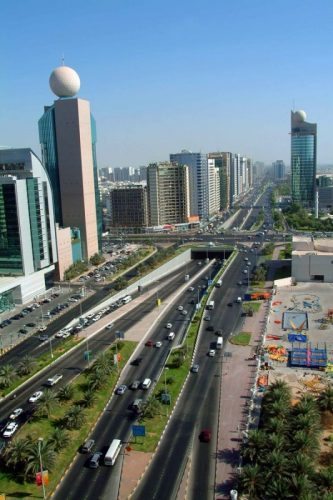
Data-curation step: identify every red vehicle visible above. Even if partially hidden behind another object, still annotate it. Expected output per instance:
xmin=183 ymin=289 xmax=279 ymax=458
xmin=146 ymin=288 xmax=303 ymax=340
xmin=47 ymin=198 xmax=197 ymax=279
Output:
xmin=145 ymin=339 xmax=154 ymax=347
xmin=199 ymin=429 xmax=212 ymax=443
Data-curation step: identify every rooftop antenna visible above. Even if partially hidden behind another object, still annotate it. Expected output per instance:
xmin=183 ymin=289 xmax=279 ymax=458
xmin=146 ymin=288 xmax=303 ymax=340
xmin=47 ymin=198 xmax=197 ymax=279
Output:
xmin=61 ymin=54 xmax=65 ymax=66
xmin=292 ymin=98 xmax=295 ymax=111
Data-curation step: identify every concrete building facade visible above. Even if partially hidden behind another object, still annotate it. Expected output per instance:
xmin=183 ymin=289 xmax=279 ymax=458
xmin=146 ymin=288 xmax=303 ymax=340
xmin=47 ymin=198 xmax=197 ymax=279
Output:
xmin=292 ymin=236 xmax=333 ymax=283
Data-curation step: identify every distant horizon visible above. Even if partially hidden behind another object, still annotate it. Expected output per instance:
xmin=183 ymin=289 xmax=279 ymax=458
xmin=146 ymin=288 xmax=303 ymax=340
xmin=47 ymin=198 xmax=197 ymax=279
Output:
xmin=1 ymin=1 xmax=333 ymax=168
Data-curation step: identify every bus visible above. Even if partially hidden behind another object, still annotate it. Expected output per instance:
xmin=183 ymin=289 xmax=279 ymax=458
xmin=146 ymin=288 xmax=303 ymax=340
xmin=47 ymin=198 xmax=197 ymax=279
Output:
xmin=104 ymin=439 xmax=122 ymax=466
xmin=216 ymin=337 xmax=223 ymax=349
xmin=122 ymin=295 xmax=132 ymax=304
xmin=207 ymin=300 xmax=215 ymax=310
xmin=215 ymin=279 xmax=222 ymax=288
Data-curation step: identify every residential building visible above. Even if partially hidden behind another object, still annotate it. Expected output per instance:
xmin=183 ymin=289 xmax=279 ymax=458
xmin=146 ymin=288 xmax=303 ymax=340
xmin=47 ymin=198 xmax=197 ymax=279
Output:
xmin=291 ymin=110 xmax=317 ymax=208
xmin=38 ymin=65 xmax=101 ymax=262
xmin=170 ymin=151 xmax=208 ymax=219
xmin=0 ymin=148 xmax=57 ymax=305
xmin=147 ymin=162 xmax=190 ymax=225
xmin=208 ymin=152 xmax=231 ymax=211
xmin=109 ymin=185 xmax=148 ymax=228
xmin=207 ymin=159 xmax=221 ymax=216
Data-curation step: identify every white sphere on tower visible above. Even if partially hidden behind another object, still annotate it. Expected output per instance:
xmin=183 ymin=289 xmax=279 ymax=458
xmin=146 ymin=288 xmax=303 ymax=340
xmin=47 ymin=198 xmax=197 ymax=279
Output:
xmin=49 ymin=66 xmax=80 ymax=98
xmin=294 ymin=110 xmax=307 ymax=122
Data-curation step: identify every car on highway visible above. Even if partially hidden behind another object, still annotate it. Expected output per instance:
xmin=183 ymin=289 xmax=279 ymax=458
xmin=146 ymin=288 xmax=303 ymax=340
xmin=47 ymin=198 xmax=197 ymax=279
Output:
xmin=208 ymin=349 xmax=216 ymax=357
xmin=89 ymin=451 xmax=103 ymax=468
xmin=145 ymin=339 xmax=154 ymax=347
xmin=177 ymin=305 xmax=184 ymax=311
xmin=155 ymin=341 xmax=162 ymax=348
xmin=188 ymin=287 xmax=194 ymax=292
xmin=166 ymin=323 xmax=172 ymax=329
xmin=46 ymin=374 xmax=63 ymax=386
xmin=38 ymin=334 xmax=48 ymax=341
xmin=3 ymin=422 xmax=19 ymax=438
xmin=115 ymin=385 xmax=127 ymax=395
xmin=130 ymin=380 xmax=140 ymax=390
xmin=191 ymin=364 xmax=199 ymax=373
xmin=9 ymin=408 xmax=23 ymax=420
xmin=181 ymin=310 xmax=188 ymax=316
xmin=199 ymin=429 xmax=212 ymax=442
xmin=106 ymin=323 xmax=114 ymax=330
xmin=29 ymin=391 xmax=43 ymax=403
xmin=131 ymin=357 xmax=143 ymax=366
xmin=243 ymin=269 xmax=248 ymax=274
xmin=206 ymin=325 xmax=215 ymax=332
xmin=61 ymin=331 xmax=71 ymax=339
xmin=237 ymin=281 xmax=243 ymax=286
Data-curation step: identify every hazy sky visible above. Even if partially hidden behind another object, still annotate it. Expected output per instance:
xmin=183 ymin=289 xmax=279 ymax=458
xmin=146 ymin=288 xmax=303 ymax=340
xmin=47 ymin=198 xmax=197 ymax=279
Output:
xmin=1 ymin=0 xmax=333 ymax=168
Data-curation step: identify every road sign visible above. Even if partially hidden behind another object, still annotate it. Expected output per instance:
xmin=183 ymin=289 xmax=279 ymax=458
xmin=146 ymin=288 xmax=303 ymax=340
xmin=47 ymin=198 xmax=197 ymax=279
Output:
xmin=132 ymin=425 xmax=146 ymax=437
xmin=161 ymin=393 xmax=171 ymax=405
xmin=84 ymin=351 xmax=92 ymax=360
xmin=208 ymin=279 xmax=213 ymax=285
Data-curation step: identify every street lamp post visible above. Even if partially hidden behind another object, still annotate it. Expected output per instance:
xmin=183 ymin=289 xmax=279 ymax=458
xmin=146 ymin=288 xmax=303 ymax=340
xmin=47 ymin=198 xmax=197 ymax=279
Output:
xmin=38 ymin=437 xmax=46 ymax=500
xmin=49 ymin=337 xmax=53 ymax=359
xmin=164 ymin=367 xmax=169 ymax=417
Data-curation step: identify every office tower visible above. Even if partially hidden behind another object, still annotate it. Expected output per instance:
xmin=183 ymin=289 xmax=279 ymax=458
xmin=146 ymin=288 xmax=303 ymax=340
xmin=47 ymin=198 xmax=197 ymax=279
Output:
xmin=147 ymin=162 xmax=190 ymax=225
xmin=273 ymin=160 xmax=286 ymax=180
xmin=291 ymin=110 xmax=317 ymax=207
xmin=208 ymin=152 xmax=231 ymax=211
xmin=38 ymin=65 xmax=100 ymax=261
xmin=0 ymin=148 xmax=57 ymax=304
xmin=317 ymin=174 xmax=333 ymax=187
xmin=207 ymin=159 xmax=221 ymax=216
xmin=109 ymin=185 xmax=148 ymax=227
xmin=170 ymin=151 xmax=208 ymax=219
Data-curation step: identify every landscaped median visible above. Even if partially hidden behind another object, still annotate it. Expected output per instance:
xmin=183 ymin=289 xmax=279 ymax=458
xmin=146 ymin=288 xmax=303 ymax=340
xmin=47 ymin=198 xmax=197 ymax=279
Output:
xmin=0 ymin=341 xmax=137 ymax=498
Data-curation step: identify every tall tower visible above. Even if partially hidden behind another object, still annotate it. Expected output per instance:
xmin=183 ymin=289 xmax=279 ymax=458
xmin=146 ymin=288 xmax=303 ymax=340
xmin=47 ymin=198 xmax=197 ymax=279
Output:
xmin=291 ymin=110 xmax=317 ymax=208
xmin=38 ymin=65 xmax=101 ymax=261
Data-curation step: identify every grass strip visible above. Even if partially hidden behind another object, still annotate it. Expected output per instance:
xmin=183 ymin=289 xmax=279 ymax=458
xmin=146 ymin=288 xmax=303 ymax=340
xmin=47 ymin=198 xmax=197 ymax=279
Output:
xmin=229 ymin=332 xmax=252 ymax=346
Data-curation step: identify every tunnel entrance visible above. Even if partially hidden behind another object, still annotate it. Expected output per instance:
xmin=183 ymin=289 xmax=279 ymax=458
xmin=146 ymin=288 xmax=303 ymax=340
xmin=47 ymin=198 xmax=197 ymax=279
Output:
xmin=191 ymin=247 xmax=233 ymax=261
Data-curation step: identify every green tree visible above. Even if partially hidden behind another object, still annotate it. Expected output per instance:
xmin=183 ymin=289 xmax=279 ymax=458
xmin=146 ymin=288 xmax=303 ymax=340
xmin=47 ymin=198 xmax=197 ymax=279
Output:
xmin=4 ymin=437 xmax=32 ymax=472
xmin=35 ymin=389 xmax=58 ymax=418
xmin=17 ymin=355 xmax=36 ymax=377
xmin=241 ymin=429 xmax=267 ymax=463
xmin=82 ymin=388 xmax=97 ymax=408
xmin=317 ymin=386 xmax=333 ymax=413
xmin=0 ymin=363 xmax=16 ymax=388
xmin=48 ymin=428 xmax=70 ymax=452
xmin=92 ymin=352 xmax=114 ymax=376
xmin=289 ymin=473 xmax=316 ymax=499
xmin=238 ymin=464 xmax=266 ymax=498
xmin=140 ymin=397 xmax=161 ymax=419
xmin=314 ymin=465 xmax=333 ymax=495
xmin=24 ymin=439 xmax=56 ymax=479
xmin=291 ymin=430 xmax=320 ymax=459
xmin=57 ymin=384 xmax=74 ymax=402
xmin=90 ymin=253 xmax=105 ymax=266
xmin=63 ymin=405 xmax=86 ymax=430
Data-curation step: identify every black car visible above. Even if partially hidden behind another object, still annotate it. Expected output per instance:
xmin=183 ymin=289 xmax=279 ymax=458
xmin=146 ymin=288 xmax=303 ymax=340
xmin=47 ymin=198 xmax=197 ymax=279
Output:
xmin=26 ymin=322 xmax=36 ymax=328
xmin=18 ymin=328 xmax=28 ymax=334
xmin=131 ymin=357 xmax=143 ymax=366
xmin=206 ymin=325 xmax=215 ymax=332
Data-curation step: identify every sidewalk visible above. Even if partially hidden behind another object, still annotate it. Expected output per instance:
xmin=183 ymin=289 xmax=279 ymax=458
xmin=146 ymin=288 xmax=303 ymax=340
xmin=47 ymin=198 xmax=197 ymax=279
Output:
xmin=215 ymin=300 xmax=270 ymax=498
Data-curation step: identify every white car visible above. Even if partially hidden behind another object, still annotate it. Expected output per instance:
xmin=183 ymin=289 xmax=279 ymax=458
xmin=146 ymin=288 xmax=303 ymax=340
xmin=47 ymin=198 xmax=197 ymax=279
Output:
xmin=62 ymin=331 xmax=71 ymax=339
xmin=55 ymin=331 xmax=64 ymax=338
xmin=181 ymin=310 xmax=188 ymax=316
xmin=115 ymin=384 xmax=127 ymax=395
xmin=9 ymin=408 xmax=23 ymax=420
xmin=208 ymin=349 xmax=216 ymax=357
xmin=177 ymin=305 xmax=184 ymax=311
xmin=3 ymin=422 xmax=18 ymax=438
xmin=38 ymin=325 xmax=47 ymax=332
xmin=106 ymin=323 xmax=114 ymax=330
xmin=155 ymin=341 xmax=162 ymax=348
xmin=29 ymin=391 xmax=43 ymax=403
xmin=166 ymin=323 xmax=172 ymax=329
xmin=188 ymin=287 xmax=195 ymax=292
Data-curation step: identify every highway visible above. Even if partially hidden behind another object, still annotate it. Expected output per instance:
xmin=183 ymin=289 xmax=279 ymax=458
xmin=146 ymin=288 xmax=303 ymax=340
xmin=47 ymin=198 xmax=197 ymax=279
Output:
xmin=132 ymin=253 xmax=247 ymax=500
xmin=53 ymin=261 xmax=222 ymax=500
xmin=0 ymin=262 xmax=201 ymax=430
xmin=0 ymin=261 xmax=199 ymax=367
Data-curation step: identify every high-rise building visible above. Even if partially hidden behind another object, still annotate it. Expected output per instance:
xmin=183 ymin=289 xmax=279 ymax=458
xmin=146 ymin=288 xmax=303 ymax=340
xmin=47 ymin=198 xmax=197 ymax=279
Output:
xmin=109 ymin=185 xmax=148 ymax=228
xmin=38 ymin=65 xmax=101 ymax=261
xmin=208 ymin=152 xmax=231 ymax=211
xmin=147 ymin=162 xmax=190 ymax=226
xmin=0 ymin=148 xmax=57 ymax=304
xmin=207 ymin=159 xmax=220 ymax=216
xmin=273 ymin=160 xmax=286 ymax=180
xmin=291 ymin=110 xmax=317 ymax=207
xmin=170 ymin=151 xmax=208 ymax=219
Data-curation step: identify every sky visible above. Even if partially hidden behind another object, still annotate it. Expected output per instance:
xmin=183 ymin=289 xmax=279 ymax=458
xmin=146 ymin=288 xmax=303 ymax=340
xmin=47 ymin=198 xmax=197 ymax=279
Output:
xmin=1 ymin=0 xmax=333 ymax=168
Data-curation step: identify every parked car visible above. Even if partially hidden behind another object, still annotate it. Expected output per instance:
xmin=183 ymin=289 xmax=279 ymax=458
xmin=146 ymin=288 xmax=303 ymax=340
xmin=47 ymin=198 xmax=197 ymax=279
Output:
xmin=3 ymin=422 xmax=19 ymax=438
xmin=9 ymin=408 xmax=23 ymax=420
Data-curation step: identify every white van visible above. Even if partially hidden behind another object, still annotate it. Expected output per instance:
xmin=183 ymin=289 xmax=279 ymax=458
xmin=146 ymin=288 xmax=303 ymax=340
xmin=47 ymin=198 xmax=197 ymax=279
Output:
xmin=167 ymin=332 xmax=175 ymax=341
xmin=142 ymin=378 xmax=151 ymax=390
xmin=236 ymin=297 xmax=242 ymax=303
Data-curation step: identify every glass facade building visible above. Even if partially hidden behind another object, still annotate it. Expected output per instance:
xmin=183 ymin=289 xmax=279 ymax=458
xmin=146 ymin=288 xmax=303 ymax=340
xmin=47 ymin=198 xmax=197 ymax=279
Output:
xmin=291 ymin=111 xmax=317 ymax=208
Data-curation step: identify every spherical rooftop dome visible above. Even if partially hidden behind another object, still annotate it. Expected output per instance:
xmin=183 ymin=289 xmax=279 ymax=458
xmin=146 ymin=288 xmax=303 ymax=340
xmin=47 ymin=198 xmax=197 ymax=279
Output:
xmin=294 ymin=110 xmax=307 ymax=122
xmin=49 ymin=66 xmax=80 ymax=98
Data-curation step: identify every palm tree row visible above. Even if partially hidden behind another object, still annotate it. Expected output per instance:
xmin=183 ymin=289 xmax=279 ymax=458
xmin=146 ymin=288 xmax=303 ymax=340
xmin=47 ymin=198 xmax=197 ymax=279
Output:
xmin=0 ymin=355 xmax=36 ymax=389
xmin=239 ymin=380 xmax=333 ymax=499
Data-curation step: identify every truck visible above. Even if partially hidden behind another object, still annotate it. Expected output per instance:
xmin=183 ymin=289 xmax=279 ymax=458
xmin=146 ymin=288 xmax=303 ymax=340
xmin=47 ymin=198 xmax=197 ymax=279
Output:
xmin=207 ymin=300 xmax=215 ymax=310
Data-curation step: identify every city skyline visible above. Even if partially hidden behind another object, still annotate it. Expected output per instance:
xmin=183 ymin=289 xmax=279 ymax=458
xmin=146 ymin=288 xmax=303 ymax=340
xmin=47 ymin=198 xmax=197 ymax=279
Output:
xmin=2 ymin=0 xmax=333 ymax=167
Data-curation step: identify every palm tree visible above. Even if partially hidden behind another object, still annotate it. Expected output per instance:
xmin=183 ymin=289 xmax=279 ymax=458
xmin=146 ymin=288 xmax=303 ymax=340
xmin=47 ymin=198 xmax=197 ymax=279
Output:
xmin=48 ymin=428 xmax=70 ymax=452
xmin=57 ymin=384 xmax=74 ymax=402
xmin=289 ymin=473 xmax=316 ymax=499
xmin=314 ymin=465 xmax=333 ymax=495
xmin=87 ymin=370 xmax=108 ymax=390
xmin=4 ymin=437 xmax=32 ymax=471
xmin=0 ymin=363 xmax=16 ymax=388
xmin=17 ymin=355 xmax=36 ymax=377
xmin=266 ymin=476 xmax=293 ymax=499
xmin=82 ymin=388 xmax=97 ymax=408
xmin=293 ymin=394 xmax=320 ymax=420
xmin=291 ymin=430 xmax=320 ymax=459
xmin=24 ymin=439 xmax=56 ymax=479
xmin=63 ymin=405 xmax=86 ymax=430
xmin=261 ymin=399 xmax=291 ymax=422
xmin=238 ymin=464 xmax=266 ymax=498
xmin=241 ymin=429 xmax=267 ymax=463
xmin=267 ymin=432 xmax=286 ymax=452
xmin=264 ymin=449 xmax=289 ymax=477
xmin=290 ymin=453 xmax=315 ymax=477
xmin=35 ymin=389 xmax=58 ymax=418
xmin=140 ymin=397 xmax=161 ymax=420
xmin=317 ymin=386 xmax=333 ymax=413
xmin=263 ymin=416 xmax=288 ymax=435
xmin=92 ymin=352 xmax=114 ymax=376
